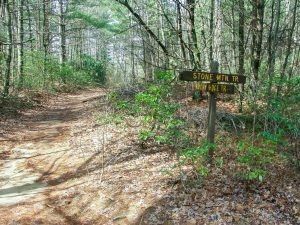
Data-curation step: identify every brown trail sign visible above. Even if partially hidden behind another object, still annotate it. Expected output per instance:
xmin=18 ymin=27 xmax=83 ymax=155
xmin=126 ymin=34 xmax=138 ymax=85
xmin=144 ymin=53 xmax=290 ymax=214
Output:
xmin=179 ymin=61 xmax=246 ymax=162
xmin=180 ymin=71 xmax=246 ymax=84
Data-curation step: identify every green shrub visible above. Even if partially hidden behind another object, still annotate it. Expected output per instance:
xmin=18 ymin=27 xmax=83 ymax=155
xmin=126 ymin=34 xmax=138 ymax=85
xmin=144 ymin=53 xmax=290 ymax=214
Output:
xmin=133 ymin=83 xmax=186 ymax=147
xmin=78 ymin=54 xmax=107 ymax=83
xmin=178 ymin=142 xmax=215 ymax=177
xmin=259 ymin=76 xmax=300 ymax=167
xmin=235 ymin=139 xmax=276 ymax=182
xmin=111 ymin=71 xmax=187 ymax=147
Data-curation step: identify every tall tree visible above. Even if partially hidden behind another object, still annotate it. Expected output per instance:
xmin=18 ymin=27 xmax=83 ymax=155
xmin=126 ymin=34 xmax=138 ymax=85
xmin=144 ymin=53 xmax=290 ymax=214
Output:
xmin=277 ymin=0 xmax=298 ymax=94
xmin=267 ymin=0 xmax=280 ymax=101
xmin=238 ymin=0 xmax=245 ymax=112
xmin=115 ymin=0 xmax=169 ymax=66
xmin=176 ymin=0 xmax=187 ymax=67
xmin=59 ymin=0 xmax=68 ymax=83
xmin=43 ymin=0 xmax=50 ymax=86
xmin=18 ymin=0 xmax=25 ymax=88
xmin=3 ymin=0 xmax=12 ymax=96
xmin=251 ymin=0 xmax=264 ymax=81
xmin=186 ymin=0 xmax=201 ymax=69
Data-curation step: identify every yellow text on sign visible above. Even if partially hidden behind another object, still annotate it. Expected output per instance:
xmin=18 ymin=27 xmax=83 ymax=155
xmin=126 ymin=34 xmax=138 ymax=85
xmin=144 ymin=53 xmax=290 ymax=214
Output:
xmin=193 ymin=73 xmax=214 ymax=81
xmin=191 ymin=72 xmax=240 ymax=83
xmin=194 ymin=83 xmax=233 ymax=94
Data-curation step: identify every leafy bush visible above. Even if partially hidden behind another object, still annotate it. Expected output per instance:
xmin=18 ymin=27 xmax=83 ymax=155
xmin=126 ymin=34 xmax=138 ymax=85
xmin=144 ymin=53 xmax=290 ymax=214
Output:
xmin=178 ymin=142 xmax=215 ymax=178
xmin=133 ymin=76 xmax=187 ymax=147
xmin=111 ymin=70 xmax=188 ymax=147
xmin=79 ymin=54 xmax=107 ymax=83
xmin=21 ymin=51 xmax=97 ymax=92
xmin=109 ymin=72 xmax=298 ymax=184
xmin=235 ymin=139 xmax=276 ymax=182
xmin=110 ymin=71 xmax=215 ymax=181
xmin=260 ymin=76 xmax=300 ymax=167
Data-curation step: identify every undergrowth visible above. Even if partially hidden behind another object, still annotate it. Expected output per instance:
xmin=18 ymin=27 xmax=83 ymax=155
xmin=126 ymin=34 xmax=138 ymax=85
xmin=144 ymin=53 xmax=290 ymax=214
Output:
xmin=101 ymin=71 xmax=297 ymax=186
xmin=0 ymin=95 xmax=39 ymax=116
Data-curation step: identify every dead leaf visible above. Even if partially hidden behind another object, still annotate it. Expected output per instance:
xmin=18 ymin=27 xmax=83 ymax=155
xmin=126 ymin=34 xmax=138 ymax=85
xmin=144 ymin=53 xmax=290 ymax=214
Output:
xmin=185 ymin=218 xmax=197 ymax=225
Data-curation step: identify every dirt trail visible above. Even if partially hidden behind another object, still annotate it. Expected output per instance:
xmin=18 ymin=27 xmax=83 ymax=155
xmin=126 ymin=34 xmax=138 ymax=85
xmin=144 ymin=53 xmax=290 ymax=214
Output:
xmin=0 ymin=89 xmax=174 ymax=225
xmin=0 ymin=89 xmax=109 ymax=222
xmin=1 ymin=89 xmax=299 ymax=224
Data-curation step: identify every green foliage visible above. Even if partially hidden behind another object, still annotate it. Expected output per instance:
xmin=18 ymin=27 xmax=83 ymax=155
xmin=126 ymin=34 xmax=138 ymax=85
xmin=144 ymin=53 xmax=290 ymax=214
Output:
xmin=70 ymin=11 xmax=120 ymax=33
xmin=0 ymin=24 xmax=7 ymax=43
xmin=134 ymin=83 xmax=186 ymax=146
xmin=215 ymin=157 xmax=224 ymax=168
xmin=154 ymin=69 xmax=174 ymax=82
xmin=0 ymin=95 xmax=37 ymax=115
xmin=265 ymin=100 xmax=299 ymax=140
xmin=117 ymin=100 xmax=131 ymax=109
xmin=260 ymin=76 xmax=300 ymax=167
xmin=21 ymin=51 xmax=97 ymax=92
xmin=178 ymin=142 xmax=215 ymax=177
xmin=108 ymin=71 xmax=298 ymax=184
xmin=97 ymin=113 xmax=124 ymax=126
xmin=138 ymin=129 xmax=155 ymax=141
xmin=235 ymin=139 xmax=276 ymax=182
xmin=192 ymin=90 xmax=202 ymax=101
xmin=23 ymin=51 xmax=58 ymax=90
xmin=111 ymin=71 xmax=188 ymax=147
xmin=78 ymin=54 xmax=107 ymax=83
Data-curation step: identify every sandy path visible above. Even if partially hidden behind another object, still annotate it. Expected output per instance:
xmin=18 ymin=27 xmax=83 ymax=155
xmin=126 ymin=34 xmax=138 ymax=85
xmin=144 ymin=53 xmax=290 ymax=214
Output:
xmin=0 ymin=88 xmax=174 ymax=225
xmin=0 ymin=89 xmax=108 ymax=222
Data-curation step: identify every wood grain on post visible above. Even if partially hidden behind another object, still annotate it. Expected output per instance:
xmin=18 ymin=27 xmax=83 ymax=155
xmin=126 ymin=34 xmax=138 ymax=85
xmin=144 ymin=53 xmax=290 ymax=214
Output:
xmin=207 ymin=61 xmax=219 ymax=162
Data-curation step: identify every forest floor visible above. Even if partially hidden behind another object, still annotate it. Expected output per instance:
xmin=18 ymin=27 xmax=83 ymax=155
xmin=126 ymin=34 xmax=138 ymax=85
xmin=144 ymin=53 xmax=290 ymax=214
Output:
xmin=0 ymin=88 xmax=299 ymax=225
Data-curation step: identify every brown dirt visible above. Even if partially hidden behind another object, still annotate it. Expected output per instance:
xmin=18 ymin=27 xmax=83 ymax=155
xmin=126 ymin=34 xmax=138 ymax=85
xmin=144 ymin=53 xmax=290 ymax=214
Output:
xmin=0 ymin=88 xmax=299 ymax=225
xmin=0 ymin=88 xmax=176 ymax=225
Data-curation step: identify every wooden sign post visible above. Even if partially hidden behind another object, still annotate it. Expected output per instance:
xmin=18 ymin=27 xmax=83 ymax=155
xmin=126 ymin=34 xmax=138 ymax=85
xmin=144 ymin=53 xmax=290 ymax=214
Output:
xmin=207 ymin=61 xmax=219 ymax=161
xmin=180 ymin=61 xmax=246 ymax=162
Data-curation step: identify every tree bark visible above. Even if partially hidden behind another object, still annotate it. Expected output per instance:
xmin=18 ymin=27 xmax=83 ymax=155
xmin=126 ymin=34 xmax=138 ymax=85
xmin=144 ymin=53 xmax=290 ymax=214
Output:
xmin=277 ymin=0 xmax=298 ymax=95
xmin=3 ymin=1 xmax=12 ymax=96
xmin=115 ymin=0 xmax=169 ymax=65
xmin=251 ymin=0 xmax=264 ymax=81
xmin=26 ymin=0 xmax=34 ymax=53
xmin=187 ymin=0 xmax=201 ymax=69
xmin=19 ymin=0 xmax=25 ymax=88
xmin=266 ymin=0 xmax=280 ymax=102
xmin=209 ymin=0 xmax=215 ymax=63
xmin=43 ymin=0 xmax=50 ymax=87
xmin=176 ymin=0 xmax=187 ymax=66
xmin=238 ymin=0 xmax=245 ymax=112
xmin=60 ymin=0 xmax=67 ymax=84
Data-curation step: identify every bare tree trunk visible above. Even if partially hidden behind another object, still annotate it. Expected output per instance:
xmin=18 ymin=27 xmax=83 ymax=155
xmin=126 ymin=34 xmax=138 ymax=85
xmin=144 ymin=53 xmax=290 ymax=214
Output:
xmin=130 ymin=10 xmax=135 ymax=83
xmin=250 ymin=0 xmax=265 ymax=142
xmin=251 ymin=0 xmax=264 ymax=81
xmin=12 ymin=0 xmax=17 ymax=89
xmin=43 ymin=0 xmax=50 ymax=87
xmin=238 ymin=0 xmax=245 ymax=112
xmin=277 ymin=0 xmax=298 ymax=95
xmin=60 ymin=0 xmax=67 ymax=83
xmin=18 ymin=0 xmax=25 ymax=88
xmin=187 ymin=0 xmax=201 ymax=69
xmin=26 ymin=0 xmax=34 ymax=54
xmin=3 ymin=1 xmax=12 ymax=96
xmin=209 ymin=0 xmax=215 ymax=63
xmin=0 ymin=0 xmax=5 ymax=17
xmin=267 ymin=0 xmax=280 ymax=104
xmin=231 ymin=3 xmax=237 ymax=71
xmin=115 ymin=0 xmax=169 ymax=66
xmin=176 ymin=0 xmax=186 ymax=66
